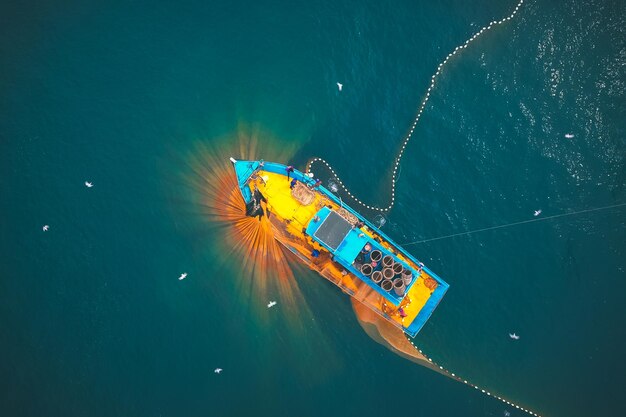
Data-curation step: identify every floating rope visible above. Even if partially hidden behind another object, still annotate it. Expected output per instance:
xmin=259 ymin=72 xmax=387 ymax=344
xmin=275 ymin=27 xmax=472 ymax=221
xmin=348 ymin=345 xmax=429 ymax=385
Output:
xmin=405 ymin=337 xmax=543 ymax=417
xmin=308 ymin=2 xmax=545 ymax=414
xmin=402 ymin=202 xmax=626 ymax=246
xmin=306 ymin=0 xmax=527 ymax=212
xmin=400 ymin=201 xmax=625 ymax=416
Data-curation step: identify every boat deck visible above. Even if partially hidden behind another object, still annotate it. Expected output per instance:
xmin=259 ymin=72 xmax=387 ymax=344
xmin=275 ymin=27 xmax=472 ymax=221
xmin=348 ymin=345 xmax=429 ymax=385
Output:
xmin=245 ymin=168 xmax=442 ymax=336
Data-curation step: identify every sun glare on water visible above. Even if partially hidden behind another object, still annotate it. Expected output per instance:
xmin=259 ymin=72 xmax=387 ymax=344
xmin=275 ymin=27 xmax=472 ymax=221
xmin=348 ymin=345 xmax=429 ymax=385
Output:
xmin=183 ymin=135 xmax=304 ymax=316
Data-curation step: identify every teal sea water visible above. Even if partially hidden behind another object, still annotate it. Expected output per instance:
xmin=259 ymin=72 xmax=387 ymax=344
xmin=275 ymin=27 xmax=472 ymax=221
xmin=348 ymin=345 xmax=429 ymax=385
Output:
xmin=1 ymin=0 xmax=625 ymax=416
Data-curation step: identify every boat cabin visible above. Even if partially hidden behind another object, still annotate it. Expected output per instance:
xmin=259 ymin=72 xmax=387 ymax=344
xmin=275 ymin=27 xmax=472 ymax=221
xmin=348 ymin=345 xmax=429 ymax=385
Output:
xmin=306 ymin=206 xmax=419 ymax=306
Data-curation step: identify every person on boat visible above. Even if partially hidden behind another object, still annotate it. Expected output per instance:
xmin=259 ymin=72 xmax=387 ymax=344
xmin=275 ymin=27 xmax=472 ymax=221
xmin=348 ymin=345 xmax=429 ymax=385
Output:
xmin=245 ymin=198 xmax=264 ymax=220
xmin=286 ymin=165 xmax=295 ymax=180
xmin=253 ymin=186 xmax=267 ymax=204
xmin=244 ymin=186 xmax=267 ymax=221
xmin=314 ymin=179 xmax=322 ymax=188
xmin=253 ymin=204 xmax=264 ymax=221
xmin=290 ymin=178 xmax=297 ymax=189
xmin=353 ymin=220 xmax=365 ymax=229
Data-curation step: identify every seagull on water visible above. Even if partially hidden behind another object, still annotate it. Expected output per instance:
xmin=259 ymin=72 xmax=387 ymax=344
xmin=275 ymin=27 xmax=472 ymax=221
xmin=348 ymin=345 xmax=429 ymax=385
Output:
xmin=85 ymin=181 xmax=94 ymax=188
xmin=267 ymin=301 xmax=277 ymax=308
xmin=43 ymin=225 xmax=49 ymax=232
xmin=564 ymin=133 xmax=575 ymax=139
xmin=336 ymin=82 xmax=343 ymax=91
xmin=509 ymin=333 xmax=520 ymax=340
xmin=534 ymin=209 xmax=542 ymax=217
xmin=214 ymin=368 xmax=223 ymax=374
xmin=178 ymin=272 xmax=188 ymax=281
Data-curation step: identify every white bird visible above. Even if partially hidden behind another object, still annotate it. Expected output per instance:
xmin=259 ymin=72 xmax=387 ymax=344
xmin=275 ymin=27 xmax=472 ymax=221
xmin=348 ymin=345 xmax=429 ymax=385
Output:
xmin=267 ymin=301 xmax=277 ymax=308
xmin=534 ymin=209 xmax=542 ymax=217
xmin=214 ymin=368 xmax=223 ymax=374
xmin=564 ymin=133 xmax=574 ymax=139
xmin=178 ymin=272 xmax=188 ymax=281
xmin=336 ymin=82 xmax=343 ymax=91
xmin=509 ymin=333 xmax=520 ymax=340
xmin=42 ymin=225 xmax=49 ymax=232
xmin=85 ymin=181 xmax=93 ymax=188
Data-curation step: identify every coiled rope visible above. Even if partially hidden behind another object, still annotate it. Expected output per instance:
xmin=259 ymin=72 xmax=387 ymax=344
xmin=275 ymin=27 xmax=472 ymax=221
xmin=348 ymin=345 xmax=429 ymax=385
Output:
xmin=306 ymin=0 xmax=527 ymax=213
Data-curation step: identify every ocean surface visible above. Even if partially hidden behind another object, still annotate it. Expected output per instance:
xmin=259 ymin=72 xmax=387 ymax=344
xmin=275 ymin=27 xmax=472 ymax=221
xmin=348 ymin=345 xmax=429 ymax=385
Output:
xmin=1 ymin=0 xmax=625 ymax=416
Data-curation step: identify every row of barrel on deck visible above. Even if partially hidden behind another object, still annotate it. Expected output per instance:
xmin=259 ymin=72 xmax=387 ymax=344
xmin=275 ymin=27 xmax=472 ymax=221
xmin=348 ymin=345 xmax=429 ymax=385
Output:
xmin=358 ymin=250 xmax=415 ymax=297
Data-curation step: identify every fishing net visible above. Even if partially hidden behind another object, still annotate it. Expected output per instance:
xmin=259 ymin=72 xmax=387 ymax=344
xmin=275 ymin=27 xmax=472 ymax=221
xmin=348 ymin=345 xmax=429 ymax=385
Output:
xmin=351 ymin=299 xmax=448 ymax=377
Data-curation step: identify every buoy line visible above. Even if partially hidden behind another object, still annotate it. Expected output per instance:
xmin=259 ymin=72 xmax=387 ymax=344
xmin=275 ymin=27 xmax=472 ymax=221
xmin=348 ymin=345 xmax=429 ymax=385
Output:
xmin=401 ymin=202 xmax=626 ymax=246
xmin=306 ymin=0 xmax=527 ymax=213
xmin=405 ymin=337 xmax=543 ymax=417
xmin=309 ymin=2 xmax=542 ymax=413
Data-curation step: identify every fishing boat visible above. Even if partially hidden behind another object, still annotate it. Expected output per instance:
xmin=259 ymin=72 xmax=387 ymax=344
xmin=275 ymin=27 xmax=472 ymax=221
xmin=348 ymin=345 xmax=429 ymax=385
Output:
xmin=230 ymin=158 xmax=449 ymax=337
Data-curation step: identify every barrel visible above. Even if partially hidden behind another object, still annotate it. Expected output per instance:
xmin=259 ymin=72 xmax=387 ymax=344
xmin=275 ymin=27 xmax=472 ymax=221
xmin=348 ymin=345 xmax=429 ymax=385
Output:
xmin=382 ymin=255 xmax=394 ymax=268
xmin=383 ymin=267 xmax=394 ymax=280
xmin=370 ymin=250 xmax=382 ymax=263
xmin=393 ymin=262 xmax=403 ymax=275
xmin=402 ymin=268 xmax=413 ymax=285
xmin=381 ymin=279 xmax=393 ymax=292
xmin=360 ymin=263 xmax=373 ymax=276
xmin=393 ymin=278 xmax=406 ymax=296
xmin=371 ymin=270 xmax=383 ymax=284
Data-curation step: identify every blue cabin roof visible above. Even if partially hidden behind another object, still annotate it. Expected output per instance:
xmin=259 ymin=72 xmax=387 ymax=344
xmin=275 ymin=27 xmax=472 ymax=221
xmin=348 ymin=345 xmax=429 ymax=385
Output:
xmin=306 ymin=207 xmax=420 ymax=306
